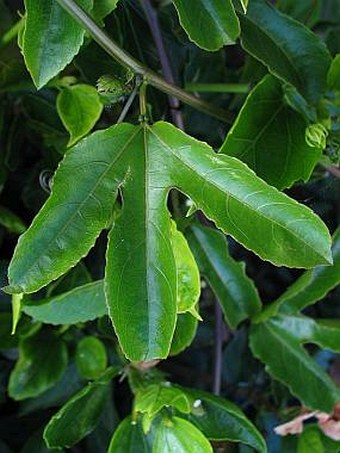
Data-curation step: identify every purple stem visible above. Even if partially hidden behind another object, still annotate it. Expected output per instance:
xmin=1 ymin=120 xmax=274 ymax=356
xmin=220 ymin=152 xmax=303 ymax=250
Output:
xmin=140 ymin=0 xmax=184 ymax=129
xmin=213 ymin=301 xmax=223 ymax=395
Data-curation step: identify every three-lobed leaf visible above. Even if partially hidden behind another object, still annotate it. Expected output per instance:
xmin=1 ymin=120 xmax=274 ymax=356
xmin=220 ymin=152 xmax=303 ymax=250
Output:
xmin=220 ymin=75 xmax=322 ymax=189
xmin=7 ymin=121 xmax=333 ymax=361
xmin=173 ymin=0 xmax=240 ymax=51
xmin=23 ymin=0 xmax=93 ymax=89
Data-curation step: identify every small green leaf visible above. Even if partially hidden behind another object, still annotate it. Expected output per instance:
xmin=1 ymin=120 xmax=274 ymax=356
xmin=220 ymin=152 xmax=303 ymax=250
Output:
xmin=172 ymin=223 xmax=200 ymax=314
xmin=0 ymin=206 xmax=26 ymax=233
xmin=239 ymin=0 xmax=331 ymax=103
xmin=92 ymin=0 xmax=119 ymax=23
xmin=11 ymin=292 xmax=23 ymax=334
xmin=75 ymin=336 xmax=108 ymax=380
xmin=170 ymin=312 xmax=198 ymax=356
xmin=184 ymin=388 xmax=266 ymax=452
xmin=135 ymin=383 xmax=194 ymax=418
xmin=44 ymin=367 xmax=119 ymax=449
xmin=22 ymin=280 xmax=107 ymax=325
xmin=173 ymin=0 xmax=240 ymax=51
xmin=297 ymin=426 xmax=324 ymax=453
xmin=108 ymin=416 xmax=151 ymax=453
xmin=259 ymin=226 xmax=340 ymax=320
xmin=327 ymin=54 xmax=340 ymax=91
xmin=9 ymin=329 xmax=68 ymax=400
xmin=187 ymin=224 xmax=261 ymax=328
xmin=250 ymin=314 xmax=340 ymax=412
xmin=23 ymin=0 xmax=93 ymax=88
xmin=57 ymin=84 xmax=103 ymax=146
xmin=220 ymin=75 xmax=322 ymax=189
xmin=153 ymin=416 xmax=213 ymax=453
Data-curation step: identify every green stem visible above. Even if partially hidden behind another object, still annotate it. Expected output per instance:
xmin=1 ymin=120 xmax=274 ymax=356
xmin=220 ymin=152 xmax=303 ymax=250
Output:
xmin=186 ymin=83 xmax=251 ymax=94
xmin=0 ymin=17 xmax=24 ymax=49
xmin=56 ymin=0 xmax=233 ymax=124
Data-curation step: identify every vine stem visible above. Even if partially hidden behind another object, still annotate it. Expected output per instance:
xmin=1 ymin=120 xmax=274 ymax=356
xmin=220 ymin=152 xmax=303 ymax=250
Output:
xmin=56 ymin=0 xmax=232 ymax=124
xmin=140 ymin=0 xmax=184 ymax=130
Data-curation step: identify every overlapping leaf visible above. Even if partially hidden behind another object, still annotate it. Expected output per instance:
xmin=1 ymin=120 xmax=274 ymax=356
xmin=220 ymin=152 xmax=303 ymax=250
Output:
xmin=23 ymin=0 xmax=93 ymax=89
xmin=239 ymin=0 xmax=331 ymax=104
xmin=108 ymin=416 xmax=151 ymax=453
xmin=173 ymin=0 xmax=240 ymax=51
xmin=187 ymin=223 xmax=261 ymax=328
xmin=7 ymin=121 xmax=333 ymax=361
xmin=250 ymin=314 xmax=340 ymax=412
xmin=220 ymin=75 xmax=322 ymax=189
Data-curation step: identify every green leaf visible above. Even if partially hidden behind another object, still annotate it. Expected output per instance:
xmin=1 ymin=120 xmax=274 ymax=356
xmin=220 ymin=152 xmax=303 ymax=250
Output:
xmin=22 ymin=281 xmax=107 ymax=325
xmin=220 ymin=75 xmax=322 ymax=189
xmin=135 ymin=383 xmax=194 ymax=418
xmin=57 ymin=84 xmax=103 ymax=146
xmin=327 ymin=54 xmax=340 ymax=91
xmin=23 ymin=0 xmax=93 ymax=88
xmin=44 ymin=367 xmax=119 ymax=449
xmin=239 ymin=0 xmax=331 ymax=103
xmin=0 ymin=205 xmax=26 ymax=233
xmin=184 ymin=389 xmax=266 ymax=452
xmin=250 ymin=314 xmax=340 ymax=412
xmin=172 ymin=222 xmax=201 ymax=314
xmin=173 ymin=0 xmax=240 ymax=51
xmin=170 ymin=312 xmax=198 ymax=356
xmin=187 ymin=223 xmax=261 ymax=328
xmin=92 ymin=0 xmax=119 ymax=23
xmin=277 ymin=0 xmax=321 ymax=27
xmin=297 ymin=426 xmax=324 ymax=453
xmin=8 ymin=122 xmax=333 ymax=361
xmin=9 ymin=329 xmax=68 ymax=400
xmin=108 ymin=416 xmax=151 ymax=453
xmin=11 ymin=292 xmax=23 ymax=334
xmin=259 ymin=226 xmax=340 ymax=320
xmin=153 ymin=416 xmax=213 ymax=453
xmin=75 ymin=336 xmax=108 ymax=380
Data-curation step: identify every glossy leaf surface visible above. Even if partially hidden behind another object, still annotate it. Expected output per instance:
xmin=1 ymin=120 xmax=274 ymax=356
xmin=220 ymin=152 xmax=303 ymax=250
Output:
xmin=239 ymin=0 xmax=331 ymax=103
xmin=22 ymin=280 xmax=107 ymax=324
xmin=153 ymin=416 xmax=213 ymax=453
xmin=220 ymin=75 xmax=322 ymax=189
xmin=8 ymin=122 xmax=333 ymax=361
xmin=57 ymin=84 xmax=103 ymax=146
xmin=44 ymin=367 xmax=118 ymax=449
xmin=187 ymin=224 xmax=261 ymax=328
xmin=250 ymin=315 xmax=340 ymax=412
xmin=9 ymin=329 xmax=68 ymax=400
xmin=170 ymin=313 xmax=198 ymax=356
xmin=108 ymin=416 xmax=151 ymax=453
xmin=23 ymin=0 xmax=93 ymax=88
xmin=173 ymin=0 xmax=240 ymax=51
xmin=185 ymin=389 xmax=266 ymax=452
xmin=75 ymin=336 xmax=108 ymax=380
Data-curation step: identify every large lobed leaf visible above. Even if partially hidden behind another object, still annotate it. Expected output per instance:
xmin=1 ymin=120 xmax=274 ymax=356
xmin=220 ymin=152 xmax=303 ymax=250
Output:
xmin=220 ymin=75 xmax=322 ymax=190
xmin=6 ymin=122 xmax=333 ymax=360
xmin=239 ymin=0 xmax=331 ymax=104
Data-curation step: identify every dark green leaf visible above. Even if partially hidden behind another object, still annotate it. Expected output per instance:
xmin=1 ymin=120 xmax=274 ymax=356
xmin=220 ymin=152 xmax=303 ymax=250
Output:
xmin=92 ymin=0 xmax=119 ymax=23
xmin=239 ymin=0 xmax=331 ymax=103
xmin=108 ymin=416 xmax=151 ymax=453
xmin=259 ymin=226 xmax=340 ymax=320
xmin=44 ymin=367 xmax=119 ymax=449
xmin=22 ymin=281 xmax=107 ymax=325
xmin=277 ymin=0 xmax=321 ymax=27
xmin=23 ymin=0 xmax=93 ymax=88
xmin=184 ymin=389 xmax=266 ymax=452
xmin=170 ymin=313 xmax=198 ymax=356
xmin=220 ymin=75 xmax=322 ymax=189
xmin=153 ymin=416 xmax=213 ymax=453
xmin=327 ymin=54 xmax=340 ymax=91
xmin=187 ymin=224 xmax=261 ymax=328
xmin=173 ymin=0 xmax=240 ymax=51
xmin=75 ymin=336 xmax=108 ymax=380
xmin=57 ymin=84 xmax=103 ymax=146
xmin=0 ymin=206 xmax=26 ymax=233
xmin=250 ymin=314 xmax=340 ymax=412
xmin=9 ymin=329 xmax=68 ymax=400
